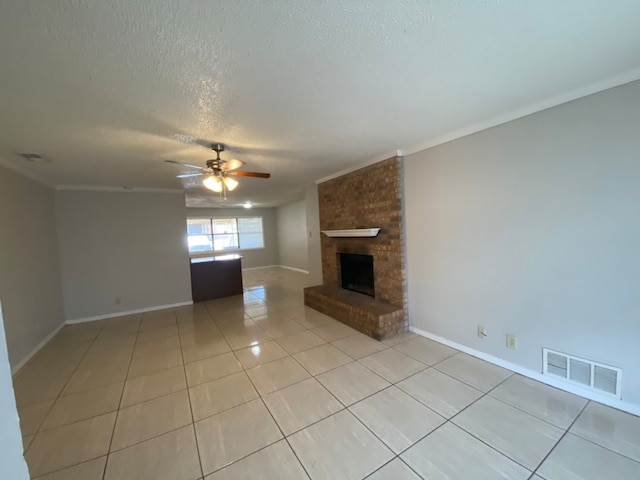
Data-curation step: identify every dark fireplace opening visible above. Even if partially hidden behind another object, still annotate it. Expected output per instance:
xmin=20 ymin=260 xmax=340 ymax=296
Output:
xmin=339 ymin=253 xmax=374 ymax=297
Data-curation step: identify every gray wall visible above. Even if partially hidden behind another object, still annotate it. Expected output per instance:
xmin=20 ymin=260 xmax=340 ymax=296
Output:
xmin=277 ymin=200 xmax=309 ymax=271
xmin=405 ymin=80 xmax=640 ymax=405
xmin=0 ymin=165 xmax=65 ymax=367
xmin=57 ymin=191 xmax=192 ymax=320
xmin=0 ymin=303 xmax=29 ymax=479
xmin=187 ymin=207 xmax=279 ymax=269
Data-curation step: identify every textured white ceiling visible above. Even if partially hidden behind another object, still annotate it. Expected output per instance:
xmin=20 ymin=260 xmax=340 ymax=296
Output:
xmin=1 ymin=1 xmax=639 ymax=207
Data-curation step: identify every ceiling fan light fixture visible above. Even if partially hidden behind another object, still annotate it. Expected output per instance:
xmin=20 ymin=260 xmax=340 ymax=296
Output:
xmin=203 ymin=175 xmax=223 ymax=192
xmin=223 ymin=176 xmax=239 ymax=191
xmin=168 ymin=142 xmax=271 ymax=198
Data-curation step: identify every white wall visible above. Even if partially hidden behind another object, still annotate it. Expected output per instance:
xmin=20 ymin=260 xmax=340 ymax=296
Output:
xmin=187 ymin=207 xmax=280 ymax=269
xmin=305 ymin=184 xmax=323 ymax=284
xmin=0 ymin=165 xmax=65 ymax=368
xmin=277 ymin=200 xmax=309 ymax=272
xmin=0 ymin=303 xmax=30 ymax=480
xmin=56 ymin=190 xmax=192 ymax=320
xmin=405 ymin=80 xmax=640 ymax=406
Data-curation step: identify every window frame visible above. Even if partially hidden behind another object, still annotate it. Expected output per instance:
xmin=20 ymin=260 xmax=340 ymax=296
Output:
xmin=186 ymin=216 xmax=265 ymax=256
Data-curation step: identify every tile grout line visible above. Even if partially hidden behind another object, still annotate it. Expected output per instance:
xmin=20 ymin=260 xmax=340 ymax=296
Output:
xmin=21 ymin=326 xmax=104 ymax=475
xmin=315 ymin=365 xmax=392 ymax=410
xmin=238 ymin=339 xmax=433 ymax=478
xmin=22 ymin=272 xmax=639 ymax=479
xmin=101 ymin=313 xmax=144 ymax=480
xmin=529 ymin=400 xmax=591 ymax=478
xmin=25 ymin=322 xmax=109 ymax=464
xmin=103 ymin=423 xmax=199 ymax=456
xmin=338 ymin=380 xmax=435 ymax=477
xmin=415 ymin=372 xmax=528 ymax=458
xmin=246 ymin=365 xmax=315 ymax=480
xmin=485 ymin=388 xmax=583 ymax=431
xmin=371 ymin=371 xmax=525 ymax=477
xmin=564 ymin=431 xmax=640 ymax=466
xmin=12 ymin=323 xmax=108 ymax=382
xmin=176 ymin=309 xmax=207 ymax=480
xmin=23 ymin=317 xmax=141 ymax=479
xmin=363 ymin=456 xmax=425 ymax=480
xmin=393 ymin=354 xmax=578 ymax=434
xmin=192 ymin=303 xmax=359 ymax=477
xmin=26 ymin=322 xmax=583 ymax=480
xmin=194 ymin=301 xmax=313 ymax=478
xmin=533 ymin=399 xmax=640 ymax=471
xmin=426 ymin=353 xmax=586 ymax=426
xmin=21 ymin=272 xmax=307 ymax=477
xmin=49 ymin=309 xmax=238 ymax=457
xmin=424 ymin=352 xmax=640 ymax=468
xmin=91 ymin=311 xmax=221 ymax=458
xmin=202 ymin=307 xmax=431 ymax=471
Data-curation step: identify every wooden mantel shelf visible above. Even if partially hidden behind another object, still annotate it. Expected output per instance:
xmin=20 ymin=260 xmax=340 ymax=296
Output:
xmin=321 ymin=228 xmax=381 ymax=238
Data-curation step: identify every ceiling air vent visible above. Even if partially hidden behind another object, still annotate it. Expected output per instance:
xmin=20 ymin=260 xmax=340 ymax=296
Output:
xmin=19 ymin=153 xmax=51 ymax=163
xmin=543 ymin=348 xmax=622 ymax=399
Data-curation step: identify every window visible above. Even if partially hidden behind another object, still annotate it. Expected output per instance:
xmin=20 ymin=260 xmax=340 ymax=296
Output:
xmin=187 ymin=217 xmax=264 ymax=254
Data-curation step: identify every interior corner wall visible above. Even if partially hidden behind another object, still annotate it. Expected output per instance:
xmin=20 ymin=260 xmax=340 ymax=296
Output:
xmin=276 ymin=200 xmax=309 ymax=272
xmin=56 ymin=190 xmax=192 ymax=321
xmin=186 ymin=207 xmax=279 ymax=269
xmin=0 ymin=165 xmax=65 ymax=368
xmin=305 ymin=184 xmax=323 ymax=284
xmin=405 ymin=79 xmax=640 ymax=406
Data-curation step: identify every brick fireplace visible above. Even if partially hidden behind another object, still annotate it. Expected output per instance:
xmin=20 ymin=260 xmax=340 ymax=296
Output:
xmin=304 ymin=156 xmax=408 ymax=340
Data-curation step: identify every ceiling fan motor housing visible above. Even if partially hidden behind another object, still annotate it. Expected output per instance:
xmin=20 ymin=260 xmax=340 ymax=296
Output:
xmin=207 ymin=144 xmax=226 ymax=170
xmin=206 ymin=159 xmax=223 ymax=170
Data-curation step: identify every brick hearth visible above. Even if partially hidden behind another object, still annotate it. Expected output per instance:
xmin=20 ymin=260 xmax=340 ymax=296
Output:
xmin=304 ymin=285 xmax=405 ymax=340
xmin=304 ymin=156 xmax=408 ymax=340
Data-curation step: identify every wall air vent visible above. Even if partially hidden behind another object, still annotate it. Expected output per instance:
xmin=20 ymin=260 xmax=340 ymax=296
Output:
xmin=543 ymin=348 xmax=622 ymax=399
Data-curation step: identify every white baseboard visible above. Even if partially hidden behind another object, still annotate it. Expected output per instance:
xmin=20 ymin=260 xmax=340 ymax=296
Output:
xmin=11 ymin=322 xmax=65 ymax=376
xmin=65 ymin=301 xmax=193 ymax=325
xmin=409 ymin=326 xmax=640 ymax=417
xmin=278 ymin=265 xmax=310 ymax=274
xmin=242 ymin=265 xmax=280 ymax=271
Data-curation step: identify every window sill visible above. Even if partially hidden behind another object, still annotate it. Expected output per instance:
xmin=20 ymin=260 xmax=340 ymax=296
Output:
xmin=189 ymin=247 xmax=265 ymax=257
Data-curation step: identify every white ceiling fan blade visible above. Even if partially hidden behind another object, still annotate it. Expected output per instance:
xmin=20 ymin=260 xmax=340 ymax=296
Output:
xmin=164 ymin=159 xmax=205 ymax=170
xmin=223 ymin=159 xmax=245 ymax=171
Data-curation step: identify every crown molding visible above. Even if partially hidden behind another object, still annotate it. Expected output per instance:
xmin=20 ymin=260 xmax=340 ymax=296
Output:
xmin=55 ymin=185 xmax=184 ymax=194
xmin=315 ymin=69 xmax=640 ymax=184
xmin=315 ymin=150 xmax=403 ymax=184
xmin=402 ymin=68 xmax=640 ymax=157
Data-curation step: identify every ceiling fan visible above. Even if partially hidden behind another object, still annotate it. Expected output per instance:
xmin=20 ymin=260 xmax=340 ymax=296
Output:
xmin=165 ymin=143 xmax=271 ymax=197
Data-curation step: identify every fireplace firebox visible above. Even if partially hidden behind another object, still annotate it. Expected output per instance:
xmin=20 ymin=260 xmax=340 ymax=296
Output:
xmin=339 ymin=253 xmax=374 ymax=297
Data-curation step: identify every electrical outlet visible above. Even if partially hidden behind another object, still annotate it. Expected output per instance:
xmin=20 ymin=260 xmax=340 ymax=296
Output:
xmin=477 ymin=326 xmax=487 ymax=339
xmin=115 ymin=297 xmax=122 ymax=305
xmin=506 ymin=334 xmax=517 ymax=350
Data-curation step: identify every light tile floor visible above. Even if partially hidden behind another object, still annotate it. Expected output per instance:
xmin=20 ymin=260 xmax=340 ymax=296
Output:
xmin=13 ymin=268 xmax=640 ymax=479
